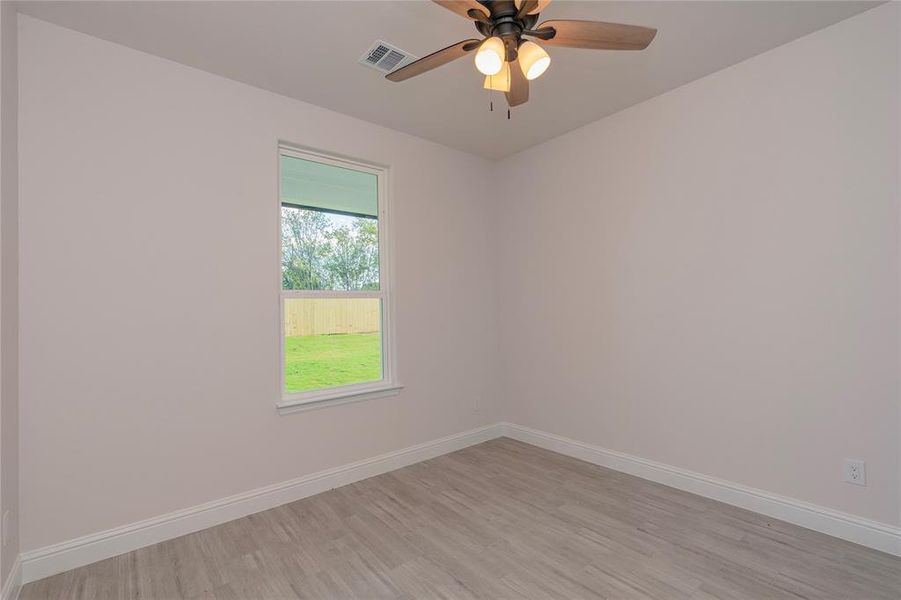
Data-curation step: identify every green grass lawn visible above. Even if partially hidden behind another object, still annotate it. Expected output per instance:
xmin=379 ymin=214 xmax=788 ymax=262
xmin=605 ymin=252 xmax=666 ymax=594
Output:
xmin=285 ymin=333 xmax=382 ymax=393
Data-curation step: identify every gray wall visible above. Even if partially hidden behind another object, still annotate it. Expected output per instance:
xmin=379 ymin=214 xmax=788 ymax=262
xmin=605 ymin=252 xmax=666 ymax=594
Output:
xmin=18 ymin=15 xmax=500 ymax=552
xmin=494 ymin=3 xmax=900 ymax=525
xmin=0 ymin=0 xmax=19 ymax=590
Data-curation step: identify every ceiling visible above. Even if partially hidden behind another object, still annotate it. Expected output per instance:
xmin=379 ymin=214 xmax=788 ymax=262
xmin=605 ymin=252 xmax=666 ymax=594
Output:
xmin=18 ymin=0 xmax=879 ymax=159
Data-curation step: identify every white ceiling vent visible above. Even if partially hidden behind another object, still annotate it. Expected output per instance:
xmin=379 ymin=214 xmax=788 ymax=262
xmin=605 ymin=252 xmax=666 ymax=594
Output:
xmin=359 ymin=40 xmax=416 ymax=74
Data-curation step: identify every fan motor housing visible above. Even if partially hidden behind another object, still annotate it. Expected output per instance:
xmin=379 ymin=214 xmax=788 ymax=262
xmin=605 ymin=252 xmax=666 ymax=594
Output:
xmin=475 ymin=1 xmax=540 ymax=60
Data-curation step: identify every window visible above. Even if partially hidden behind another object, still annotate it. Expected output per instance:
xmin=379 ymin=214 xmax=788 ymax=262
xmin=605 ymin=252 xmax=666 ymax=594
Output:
xmin=278 ymin=147 xmax=397 ymax=413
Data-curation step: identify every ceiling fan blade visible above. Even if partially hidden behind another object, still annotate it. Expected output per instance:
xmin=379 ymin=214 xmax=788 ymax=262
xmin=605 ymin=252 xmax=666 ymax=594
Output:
xmin=386 ymin=39 xmax=482 ymax=82
xmin=536 ymin=20 xmax=657 ymax=50
xmin=432 ymin=1 xmax=489 ymax=20
xmin=515 ymin=0 xmax=551 ymax=15
xmin=514 ymin=0 xmax=538 ymax=17
xmin=523 ymin=0 xmax=552 ymax=14
xmin=505 ymin=60 xmax=529 ymax=107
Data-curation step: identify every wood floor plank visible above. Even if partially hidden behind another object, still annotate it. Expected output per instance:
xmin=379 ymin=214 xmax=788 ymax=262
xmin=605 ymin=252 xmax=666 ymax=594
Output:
xmin=20 ymin=438 xmax=901 ymax=599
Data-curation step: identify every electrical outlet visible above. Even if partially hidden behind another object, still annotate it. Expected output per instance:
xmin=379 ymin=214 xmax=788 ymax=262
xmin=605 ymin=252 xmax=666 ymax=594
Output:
xmin=844 ymin=459 xmax=866 ymax=486
xmin=2 ymin=510 xmax=9 ymax=547
xmin=473 ymin=396 xmax=481 ymax=413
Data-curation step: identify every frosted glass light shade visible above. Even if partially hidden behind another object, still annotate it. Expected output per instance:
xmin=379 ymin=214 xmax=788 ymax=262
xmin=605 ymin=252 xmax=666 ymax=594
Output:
xmin=483 ymin=61 xmax=511 ymax=92
xmin=518 ymin=41 xmax=550 ymax=80
xmin=475 ymin=37 xmax=505 ymax=76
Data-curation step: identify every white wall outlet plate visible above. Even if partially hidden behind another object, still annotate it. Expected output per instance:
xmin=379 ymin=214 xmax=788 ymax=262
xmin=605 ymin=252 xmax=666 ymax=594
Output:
xmin=843 ymin=459 xmax=866 ymax=486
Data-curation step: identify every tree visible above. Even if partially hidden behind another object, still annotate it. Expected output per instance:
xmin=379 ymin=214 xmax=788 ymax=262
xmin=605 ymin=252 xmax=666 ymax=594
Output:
xmin=281 ymin=207 xmax=379 ymax=291
xmin=324 ymin=218 xmax=379 ymax=290
xmin=281 ymin=207 xmax=330 ymax=289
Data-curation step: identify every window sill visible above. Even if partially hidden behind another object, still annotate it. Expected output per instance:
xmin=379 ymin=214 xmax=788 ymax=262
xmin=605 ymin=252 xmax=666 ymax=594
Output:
xmin=277 ymin=383 xmax=403 ymax=416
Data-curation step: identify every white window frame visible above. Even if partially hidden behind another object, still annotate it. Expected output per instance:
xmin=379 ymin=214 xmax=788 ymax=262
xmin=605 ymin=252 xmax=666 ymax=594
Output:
xmin=276 ymin=144 xmax=400 ymax=415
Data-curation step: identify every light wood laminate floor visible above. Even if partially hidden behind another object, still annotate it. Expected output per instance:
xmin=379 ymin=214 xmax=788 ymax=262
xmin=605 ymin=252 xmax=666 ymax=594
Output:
xmin=21 ymin=438 xmax=901 ymax=599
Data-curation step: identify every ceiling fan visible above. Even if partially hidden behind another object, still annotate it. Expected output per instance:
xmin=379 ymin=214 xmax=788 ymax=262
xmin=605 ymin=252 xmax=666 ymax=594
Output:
xmin=386 ymin=0 xmax=657 ymax=108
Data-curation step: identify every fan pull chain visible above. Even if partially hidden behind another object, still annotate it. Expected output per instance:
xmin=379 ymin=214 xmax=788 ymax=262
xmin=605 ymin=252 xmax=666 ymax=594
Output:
xmin=490 ymin=100 xmax=493 ymax=112
xmin=507 ymin=109 xmax=511 ymax=120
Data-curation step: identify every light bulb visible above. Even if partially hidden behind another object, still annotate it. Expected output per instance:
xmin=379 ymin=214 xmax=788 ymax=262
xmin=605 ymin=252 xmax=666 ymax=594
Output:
xmin=483 ymin=61 xmax=511 ymax=92
xmin=475 ymin=37 xmax=505 ymax=76
xmin=518 ymin=41 xmax=550 ymax=80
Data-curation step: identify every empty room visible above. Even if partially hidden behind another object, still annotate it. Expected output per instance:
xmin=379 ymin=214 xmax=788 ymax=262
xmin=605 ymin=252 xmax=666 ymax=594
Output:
xmin=0 ymin=0 xmax=898 ymax=598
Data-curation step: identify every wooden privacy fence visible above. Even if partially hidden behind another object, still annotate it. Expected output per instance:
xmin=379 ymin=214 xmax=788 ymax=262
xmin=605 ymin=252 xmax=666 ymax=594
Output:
xmin=284 ymin=298 xmax=381 ymax=337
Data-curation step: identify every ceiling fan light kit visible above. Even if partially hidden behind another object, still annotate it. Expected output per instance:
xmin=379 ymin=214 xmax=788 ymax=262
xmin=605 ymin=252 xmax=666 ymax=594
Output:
xmin=386 ymin=0 xmax=657 ymax=109
xmin=483 ymin=60 xmax=512 ymax=92
xmin=475 ymin=36 xmax=505 ymax=75
xmin=517 ymin=40 xmax=550 ymax=80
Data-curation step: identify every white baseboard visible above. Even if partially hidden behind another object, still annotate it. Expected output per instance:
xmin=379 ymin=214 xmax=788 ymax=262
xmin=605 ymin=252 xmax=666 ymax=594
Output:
xmin=500 ymin=422 xmax=901 ymax=557
xmin=20 ymin=423 xmax=504 ymax=584
xmin=1 ymin=557 xmax=21 ymax=600
xmin=19 ymin=420 xmax=901 ymax=586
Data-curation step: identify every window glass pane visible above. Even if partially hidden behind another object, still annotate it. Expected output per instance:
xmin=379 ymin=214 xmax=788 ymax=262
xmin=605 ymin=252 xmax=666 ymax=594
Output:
xmin=280 ymin=153 xmax=380 ymax=292
xmin=283 ymin=298 xmax=383 ymax=393
xmin=281 ymin=154 xmax=378 ymax=217
xmin=281 ymin=205 xmax=379 ymax=291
